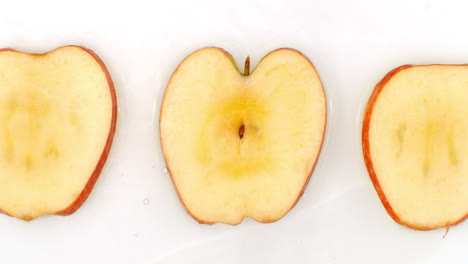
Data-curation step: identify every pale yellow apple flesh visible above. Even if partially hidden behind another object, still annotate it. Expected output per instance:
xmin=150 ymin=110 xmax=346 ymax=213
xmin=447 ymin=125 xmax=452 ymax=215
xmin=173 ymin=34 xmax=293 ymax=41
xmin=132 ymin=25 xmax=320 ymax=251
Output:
xmin=0 ymin=46 xmax=116 ymax=220
xmin=363 ymin=65 xmax=468 ymax=230
xmin=160 ymin=48 xmax=326 ymax=225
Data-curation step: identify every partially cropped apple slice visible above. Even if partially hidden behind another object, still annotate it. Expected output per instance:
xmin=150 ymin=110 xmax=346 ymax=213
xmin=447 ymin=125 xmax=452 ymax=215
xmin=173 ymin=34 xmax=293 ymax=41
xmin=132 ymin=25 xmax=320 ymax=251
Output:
xmin=363 ymin=65 xmax=468 ymax=231
xmin=160 ymin=47 xmax=326 ymax=225
xmin=0 ymin=46 xmax=117 ymax=220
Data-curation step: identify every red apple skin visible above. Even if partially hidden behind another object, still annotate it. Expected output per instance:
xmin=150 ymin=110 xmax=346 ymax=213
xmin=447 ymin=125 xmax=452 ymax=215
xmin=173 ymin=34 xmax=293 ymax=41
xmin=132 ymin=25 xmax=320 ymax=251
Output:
xmin=160 ymin=47 xmax=327 ymax=225
xmin=0 ymin=46 xmax=118 ymax=221
xmin=362 ymin=64 xmax=468 ymax=231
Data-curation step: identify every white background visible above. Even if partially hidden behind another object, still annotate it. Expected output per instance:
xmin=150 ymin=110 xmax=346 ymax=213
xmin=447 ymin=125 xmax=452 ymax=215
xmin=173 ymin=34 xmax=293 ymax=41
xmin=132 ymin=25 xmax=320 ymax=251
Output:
xmin=0 ymin=0 xmax=467 ymax=263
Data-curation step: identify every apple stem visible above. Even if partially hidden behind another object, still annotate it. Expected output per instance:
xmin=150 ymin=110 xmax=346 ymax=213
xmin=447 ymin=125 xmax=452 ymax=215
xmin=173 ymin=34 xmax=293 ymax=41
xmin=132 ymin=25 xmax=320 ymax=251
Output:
xmin=443 ymin=225 xmax=451 ymax=238
xmin=244 ymin=56 xmax=250 ymax=76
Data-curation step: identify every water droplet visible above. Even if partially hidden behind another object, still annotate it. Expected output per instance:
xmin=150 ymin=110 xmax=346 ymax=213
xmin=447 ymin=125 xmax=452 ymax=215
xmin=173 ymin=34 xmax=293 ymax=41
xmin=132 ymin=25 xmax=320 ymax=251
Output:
xmin=163 ymin=167 xmax=168 ymax=173
xmin=143 ymin=199 xmax=149 ymax=205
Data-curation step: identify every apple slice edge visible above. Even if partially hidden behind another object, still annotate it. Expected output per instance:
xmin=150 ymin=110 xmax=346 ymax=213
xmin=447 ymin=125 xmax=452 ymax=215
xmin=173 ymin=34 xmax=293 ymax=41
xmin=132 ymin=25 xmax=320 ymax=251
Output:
xmin=0 ymin=46 xmax=118 ymax=220
xmin=160 ymin=47 xmax=327 ymax=225
xmin=361 ymin=64 xmax=468 ymax=231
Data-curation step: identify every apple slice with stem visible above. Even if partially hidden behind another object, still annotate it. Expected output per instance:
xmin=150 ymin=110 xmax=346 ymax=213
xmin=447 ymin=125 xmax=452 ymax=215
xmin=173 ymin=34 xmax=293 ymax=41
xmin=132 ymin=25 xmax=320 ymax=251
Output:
xmin=0 ymin=46 xmax=117 ymax=220
xmin=363 ymin=65 xmax=468 ymax=231
xmin=160 ymin=47 xmax=327 ymax=225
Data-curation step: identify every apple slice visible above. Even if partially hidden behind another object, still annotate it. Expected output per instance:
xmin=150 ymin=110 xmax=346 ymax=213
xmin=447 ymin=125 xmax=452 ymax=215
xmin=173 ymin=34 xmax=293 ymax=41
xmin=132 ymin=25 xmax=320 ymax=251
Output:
xmin=363 ymin=65 xmax=468 ymax=231
xmin=160 ymin=47 xmax=326 ymax=225
xmin=0 ymin=46 xmax=117 ymax=220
